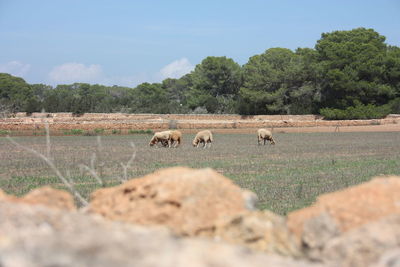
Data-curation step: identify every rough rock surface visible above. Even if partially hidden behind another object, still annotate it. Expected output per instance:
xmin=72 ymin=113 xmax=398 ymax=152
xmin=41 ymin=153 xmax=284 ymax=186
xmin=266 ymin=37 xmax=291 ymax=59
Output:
xmin=0 ymin=201 xmax=323 ymax=267
xmin=0 ymin=186 xmax=76 ymax=211
xmin=301 ymin=212 xmax=341 ymax=260
xmin=214 ymin=211 xmax=301 ymax=257
xmin=287 ymin=176 xmax=400 ymax=240
xmin=0 ymin=189 xmax=12 ymax=201
xmin=88 ymin=167 xmax=253 ymax=236
xmin=376 ymin=249 xmax=400 ymax=267
xmin=317 ymin=214 xmax=400 ymax=267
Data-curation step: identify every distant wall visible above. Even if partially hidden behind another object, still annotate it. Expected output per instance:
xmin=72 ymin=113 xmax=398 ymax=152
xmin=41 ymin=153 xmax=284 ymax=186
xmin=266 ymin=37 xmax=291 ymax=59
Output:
xmin=1 ymin=113 xmax=399 ymax=131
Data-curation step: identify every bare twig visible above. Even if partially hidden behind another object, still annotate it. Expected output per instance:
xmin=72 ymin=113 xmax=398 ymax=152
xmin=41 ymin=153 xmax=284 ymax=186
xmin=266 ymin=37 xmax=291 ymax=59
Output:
xmin=44 ymin=122 xmax=51 ymax=160
xmin=79 ymin=153 xmax=104 ymax=186
xmin=6 ymin=135 xmax=88 ymax=206
xmin=78 ymin=136 xmax=105 ymax=186
xmin=120 ymin=142 xmax=136 ymax=183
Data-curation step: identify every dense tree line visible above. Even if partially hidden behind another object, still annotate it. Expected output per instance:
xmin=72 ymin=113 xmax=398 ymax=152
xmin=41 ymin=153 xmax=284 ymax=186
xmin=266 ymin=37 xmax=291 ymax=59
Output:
xmin=1 ymin=28 xmax=399 ymax=119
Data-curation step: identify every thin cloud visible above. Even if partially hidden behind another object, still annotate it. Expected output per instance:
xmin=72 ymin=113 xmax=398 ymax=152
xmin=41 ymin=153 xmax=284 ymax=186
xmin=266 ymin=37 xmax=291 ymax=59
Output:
xmin=0 ymin=61 xmax=31 ymax=77
xmin=48 ymin=63 xmax=103 ymax=84
xmin=159 ymin=58 xmax=194 ymax=80
xmin=46 ymin=59 xmax=195 ymax=87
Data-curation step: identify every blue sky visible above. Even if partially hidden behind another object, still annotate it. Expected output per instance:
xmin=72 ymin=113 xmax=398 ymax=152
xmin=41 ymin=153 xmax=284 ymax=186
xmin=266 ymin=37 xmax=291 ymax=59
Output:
xmin=0 ymin=0 xmax=399 ymax=87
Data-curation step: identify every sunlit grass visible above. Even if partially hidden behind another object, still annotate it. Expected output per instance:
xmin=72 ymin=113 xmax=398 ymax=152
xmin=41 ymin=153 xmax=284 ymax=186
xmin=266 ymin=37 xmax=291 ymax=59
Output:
xmin=1 ymin=132 xmax=399 ymax=214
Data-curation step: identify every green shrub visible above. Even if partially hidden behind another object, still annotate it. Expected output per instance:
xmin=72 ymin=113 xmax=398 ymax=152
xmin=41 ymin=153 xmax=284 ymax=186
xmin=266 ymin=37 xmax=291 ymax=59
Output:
xmin=320 ymin=103 xmax=391 ymax=120
xmin=94 ymin=128 xmax=105 ymax=135
xmin=0 ymin=129 xmax=10 ymax=135
xmin=128 ymin=129 xmax=154 ymax=135
xmin=83 ymin=131 xmax=96 ymax=136
xmin=145 ymin=129 xmax=154 ymax=135
xmin=63 ymin=129 xmax=84 ymax=135
xmin=111 ymin=129 xmax=121 ymax=135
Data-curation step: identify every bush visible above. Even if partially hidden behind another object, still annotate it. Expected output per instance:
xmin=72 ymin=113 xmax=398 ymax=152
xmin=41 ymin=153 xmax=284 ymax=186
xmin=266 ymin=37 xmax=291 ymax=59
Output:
xmin=128 ymin=129 xmax=154 ymax=135
xmin=0 ymin=129 xmax=10 ymax=135
xmin=320 ymin=103 xmax=391 ymax=120
xmin=63 ymin=129 xmax=84 ymax=135
xmin=111 ymin=129 xmax=121 ymax=135
xmin=94 ymin=128 xmax=105 ymax=135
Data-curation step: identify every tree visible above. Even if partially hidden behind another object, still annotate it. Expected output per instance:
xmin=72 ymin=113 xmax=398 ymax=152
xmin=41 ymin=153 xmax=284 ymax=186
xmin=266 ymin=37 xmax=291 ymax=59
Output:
xmin=192 ymin=56 xmax=242 ymax=97
xmin=189 ymin=56 xmax=242 ymax=113
xmin=162 ymin=75 xmax=192 ymax=113
xmin=238 ymin=48 xmax=297 ymax=114
xmin=129 ymin=83 xmax=169 ymax=113
xmin=0 ymin=73 xmax=34 ymax=113
xmin=315 ymin=28 xmax=394 ymax=109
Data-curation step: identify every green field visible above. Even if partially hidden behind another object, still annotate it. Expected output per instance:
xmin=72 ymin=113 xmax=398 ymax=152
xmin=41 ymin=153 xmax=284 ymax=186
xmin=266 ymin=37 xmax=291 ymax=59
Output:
xmin=1 ymin=132 xmax=399 ymax=214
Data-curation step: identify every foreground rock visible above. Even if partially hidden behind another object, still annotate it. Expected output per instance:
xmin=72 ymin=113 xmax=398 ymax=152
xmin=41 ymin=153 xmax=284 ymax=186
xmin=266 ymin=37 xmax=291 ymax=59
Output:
xmin=287 ymin=176 xmax=400 ymax=240
xmin=0 ymin=186 xmax=76 ymax=210
xmin=313 ymin=214 xmax=400 ymax=267
xmin=88 ymin=167 xmax=256 ymax=236
xmin=0 ymin=202 xmax=322 ymax=267
xmin=215 ymin=211 xmax=302 ymax=257
xmin=287 ymin=176 xmax=400 ymax=267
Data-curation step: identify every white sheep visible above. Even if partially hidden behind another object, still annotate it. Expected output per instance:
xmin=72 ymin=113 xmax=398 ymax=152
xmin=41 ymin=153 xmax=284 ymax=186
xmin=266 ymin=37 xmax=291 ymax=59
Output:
xmin=149 ymin=131 xmax=172 ymax=148
xmin=169 ymin=130 xmax=182 ymax=148
xmin=257 ymin=128 xmax=275 ymax=145
xmin=192 ymin=130 xmax=213 ymax=148
xmin=159 ymin=130 xmax=182 ymax=148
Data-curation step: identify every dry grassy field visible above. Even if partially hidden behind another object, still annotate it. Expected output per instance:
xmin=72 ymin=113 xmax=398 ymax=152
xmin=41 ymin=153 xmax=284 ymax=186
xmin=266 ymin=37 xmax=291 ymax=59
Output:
xmin=1 ymin=131 xmax=399 ymax=214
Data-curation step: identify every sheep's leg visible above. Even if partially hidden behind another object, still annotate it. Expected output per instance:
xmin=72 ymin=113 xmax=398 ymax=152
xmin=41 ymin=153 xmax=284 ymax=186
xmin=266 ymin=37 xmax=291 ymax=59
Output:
xmin=263 ymin=138 xmax=266 ymax=145
xmin=202 ymin=140 xmax=206 ymax=149
xmin=196 ymin=142 xmax=200 ymax=148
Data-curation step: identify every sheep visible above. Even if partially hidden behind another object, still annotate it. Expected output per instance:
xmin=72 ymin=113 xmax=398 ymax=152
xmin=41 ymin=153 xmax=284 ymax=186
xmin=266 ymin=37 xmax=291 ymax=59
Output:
xmin=149 ymin=131 xmax=172 ymax=148
xmin=169 ymin=130 xmax=182 ymax=148
xmin=192 ymin=130 xmax=213 ymax=148
xmin=257 ymin=128 xmax=275 ymax=145
xmin=154 ymin=130 xmax=182 ymax=148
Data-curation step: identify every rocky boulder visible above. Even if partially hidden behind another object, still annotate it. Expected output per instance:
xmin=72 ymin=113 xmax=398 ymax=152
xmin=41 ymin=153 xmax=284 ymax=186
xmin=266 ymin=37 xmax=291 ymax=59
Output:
xmin=287 ymin=176 xmax=400 ymax=240
xmin=316 ymin=214 xmax=400 ymax=267
xmin=214 ymin=210 xmax=301 ymax=257
xmin=0 ymin=201 xmax=323 ymax=267
xmin=88 ymin=167 xmax=255 ymax=236
xmin=0 ymin=186 xmax=76 ymax=211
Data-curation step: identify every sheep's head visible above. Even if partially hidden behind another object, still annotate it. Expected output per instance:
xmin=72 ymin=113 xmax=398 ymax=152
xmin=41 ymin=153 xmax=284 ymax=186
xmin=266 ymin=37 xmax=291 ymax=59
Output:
xmin=192 ymin=139 xmax=198 ymax=147
xmin=270 ymin=138 xmax=276 ymax=145
xmin=149 ymin=137 xmax=158 ymax=146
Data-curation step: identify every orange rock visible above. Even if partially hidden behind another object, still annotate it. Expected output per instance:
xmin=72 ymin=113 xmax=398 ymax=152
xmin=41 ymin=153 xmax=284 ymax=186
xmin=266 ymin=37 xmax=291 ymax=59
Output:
xmin=287 ymin=176 xmax=400 ymax=240
xmin=0 ymin=189 xmax=14 ymax=201
xmin=88 ymin=167 xmax=252 ymax=236
xmin=0 ymin=186 xmax=76 ymax=211
xmin=215 ymin=210 xmax=301 ymax=257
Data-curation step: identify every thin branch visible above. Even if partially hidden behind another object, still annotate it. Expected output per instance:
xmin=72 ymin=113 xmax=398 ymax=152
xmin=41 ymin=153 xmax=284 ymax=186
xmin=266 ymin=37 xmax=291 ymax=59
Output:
xmin=120 ymin=142 xmax=136 ymax=183
xmin=6 ymin=136 xmax=88 ymax=206
xmin=79 ymin=153 xmax=104 ymax=186
xmin=78 ymin=135 xmax=105 ymax=186
xmin=44 ymin=121 xmax=51 ymax=160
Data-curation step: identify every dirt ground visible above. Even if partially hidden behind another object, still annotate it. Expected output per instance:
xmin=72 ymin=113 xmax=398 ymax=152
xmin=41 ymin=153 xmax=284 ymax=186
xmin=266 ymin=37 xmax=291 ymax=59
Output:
xmin=205 ymin=124 xmax=400 ymax=134
xmin=1 ymin=113 xmax=399 ymax=135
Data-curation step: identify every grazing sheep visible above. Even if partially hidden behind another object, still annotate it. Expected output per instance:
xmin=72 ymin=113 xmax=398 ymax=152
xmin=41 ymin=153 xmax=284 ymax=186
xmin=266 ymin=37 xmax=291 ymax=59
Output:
xmin=169 ymin=130 xmax=182 ymax=148
xmin=257 ymin=128 xmax=275 ymax=145
xmin=156 ymin=130 xmax=182 ymax=148
xmin=192 ymin=130 xmax=213 ymax=148
xmin=149 ymin=131 xmax=172 ymax=148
